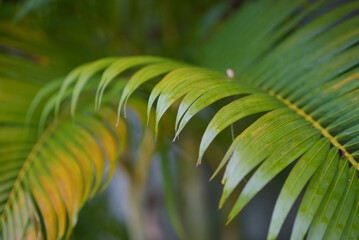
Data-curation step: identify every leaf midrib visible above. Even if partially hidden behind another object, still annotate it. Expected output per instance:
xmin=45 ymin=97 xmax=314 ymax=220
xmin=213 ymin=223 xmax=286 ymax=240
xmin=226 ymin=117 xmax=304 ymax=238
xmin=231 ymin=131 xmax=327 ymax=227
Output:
xmin=267 ymin=89 xmax=358 ymax=170
xmin=0 ymin=120 xmax=58 ymax=226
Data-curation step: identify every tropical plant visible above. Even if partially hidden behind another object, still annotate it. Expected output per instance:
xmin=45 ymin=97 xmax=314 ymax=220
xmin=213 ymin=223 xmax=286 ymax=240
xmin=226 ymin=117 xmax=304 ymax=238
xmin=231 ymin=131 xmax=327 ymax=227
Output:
xmin=1 ymin=0 xmax=359 ymax=239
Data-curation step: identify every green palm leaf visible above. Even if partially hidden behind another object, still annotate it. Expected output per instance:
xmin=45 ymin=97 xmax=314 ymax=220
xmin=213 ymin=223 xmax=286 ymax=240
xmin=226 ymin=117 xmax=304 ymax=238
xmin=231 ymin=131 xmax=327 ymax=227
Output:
xmin=44 ymin=1 xmax=359 ymax=238
xmin=1 ymin=0 xmax=359 ymax=239
xmin=0 ymin=106 xmax=126 ymax=239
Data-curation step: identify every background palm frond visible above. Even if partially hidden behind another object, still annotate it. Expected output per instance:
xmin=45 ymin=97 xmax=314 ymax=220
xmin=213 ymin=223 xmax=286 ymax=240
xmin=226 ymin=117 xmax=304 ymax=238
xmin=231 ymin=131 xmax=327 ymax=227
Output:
xmin=0 ymin=106 xmax=125 ymax=239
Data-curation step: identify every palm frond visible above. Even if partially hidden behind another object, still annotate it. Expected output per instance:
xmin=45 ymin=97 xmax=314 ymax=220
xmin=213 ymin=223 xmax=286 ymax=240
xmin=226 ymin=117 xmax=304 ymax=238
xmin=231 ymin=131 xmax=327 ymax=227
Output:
xmin=0 ymin=104 xmax=126 ymax=239
xmin=45 ymin=0 xmax=359 ymax=236
xmin=1 ymin=0 xmax=359 ymax=239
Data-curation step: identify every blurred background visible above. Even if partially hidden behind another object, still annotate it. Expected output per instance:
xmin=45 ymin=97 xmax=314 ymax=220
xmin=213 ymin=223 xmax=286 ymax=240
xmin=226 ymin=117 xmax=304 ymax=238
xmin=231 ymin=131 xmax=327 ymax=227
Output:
xmin=0 ymin=0 xmax=300 ymax=239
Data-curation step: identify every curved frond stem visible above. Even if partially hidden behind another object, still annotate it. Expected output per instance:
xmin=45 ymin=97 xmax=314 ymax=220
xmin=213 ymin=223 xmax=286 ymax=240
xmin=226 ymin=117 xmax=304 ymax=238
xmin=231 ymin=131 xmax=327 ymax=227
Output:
xmin=0 ymin=116 xmax=57 ymax=225
xmin=268 ymin=89 xmax=359 ymax=169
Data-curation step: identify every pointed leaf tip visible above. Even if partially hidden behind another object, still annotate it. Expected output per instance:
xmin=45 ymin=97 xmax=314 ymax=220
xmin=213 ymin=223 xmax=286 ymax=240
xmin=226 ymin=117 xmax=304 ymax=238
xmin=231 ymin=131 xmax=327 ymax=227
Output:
xmin=116 ymin=114 xmax=120 ymax=127
xmin=225 ymin=216 xmax=234 ymax=226
xmin=146 ymin=114 xmax=150 ymax=126
xmin=123 ymin=107 xmax=127 ymax=118
xmin=155 ymin=126 xmax=159 ymax=139
xmin=172 ymin=131 xmax=180 ymax=142
xmin=196 ymin=159 xmax=202 ymax=167
xmin=219 ymin=194 xmax=226 ymax=209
